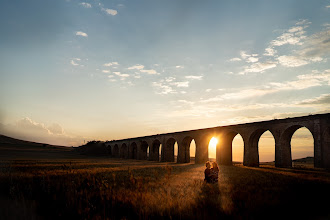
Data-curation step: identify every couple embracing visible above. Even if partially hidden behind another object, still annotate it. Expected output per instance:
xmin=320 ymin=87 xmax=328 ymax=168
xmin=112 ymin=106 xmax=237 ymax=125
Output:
xmin=204 ymin=161 xmax=219 ymax=183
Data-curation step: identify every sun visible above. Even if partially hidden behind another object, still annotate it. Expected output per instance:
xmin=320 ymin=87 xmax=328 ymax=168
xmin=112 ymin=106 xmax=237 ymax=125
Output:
xmin=209 ymin=137 xmax=218 ymax=147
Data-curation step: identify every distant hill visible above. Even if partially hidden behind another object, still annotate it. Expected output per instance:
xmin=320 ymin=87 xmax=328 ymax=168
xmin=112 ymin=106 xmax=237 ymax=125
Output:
xmin=292 ymin=156 xmax=314 ymax=163
xmin=0 ymin=134 xmax=75 ymax=160
xmin=0 ymin=134 xmax=66 ymax=148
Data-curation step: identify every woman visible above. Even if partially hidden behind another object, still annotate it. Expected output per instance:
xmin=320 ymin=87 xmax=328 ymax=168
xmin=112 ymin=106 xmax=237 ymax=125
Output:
xmin=204 ymin=161 xmax=212 ymax=183
xmin=210 ymin=162 xmax=219 ymax=183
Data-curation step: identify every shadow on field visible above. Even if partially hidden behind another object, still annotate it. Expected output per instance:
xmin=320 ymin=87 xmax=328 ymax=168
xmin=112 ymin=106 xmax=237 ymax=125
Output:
xmin=1 ymin=159 xmax=330 ymax=220
xmin=214 ymin=165 xmax=330 ymax=220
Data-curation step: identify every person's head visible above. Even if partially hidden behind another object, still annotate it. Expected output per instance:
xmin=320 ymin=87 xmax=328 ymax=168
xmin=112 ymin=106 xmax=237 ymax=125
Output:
xmin=212 ymin=162 xmax=218 ymax=169
xmin=205 ymin=161 xmax=211 ymax=169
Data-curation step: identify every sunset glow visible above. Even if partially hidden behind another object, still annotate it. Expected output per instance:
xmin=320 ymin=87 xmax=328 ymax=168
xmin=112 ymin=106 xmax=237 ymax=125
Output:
xmin=208 ymin=137 xmax=218 ymax=159
xmin=0 ymin=0 xmax=328 ymax=158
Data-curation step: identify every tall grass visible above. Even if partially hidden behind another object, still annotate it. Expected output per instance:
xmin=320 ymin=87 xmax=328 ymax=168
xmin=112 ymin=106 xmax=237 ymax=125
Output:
xmin=0 ymin=159 xmax=330 ymax=219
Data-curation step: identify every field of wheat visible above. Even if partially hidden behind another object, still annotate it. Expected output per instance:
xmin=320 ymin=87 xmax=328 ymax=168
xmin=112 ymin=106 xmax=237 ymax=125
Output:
xmin=0 ymin=156 xmax=330 ymax=220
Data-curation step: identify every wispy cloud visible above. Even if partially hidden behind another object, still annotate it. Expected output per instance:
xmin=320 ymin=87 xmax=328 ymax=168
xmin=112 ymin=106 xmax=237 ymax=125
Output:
xmin=298 ymin=94 xmax=330 ymax=105
xmin=80 ymin=2 xmax=92 ymax=8
xmin=76 ymin=31 xmax=88 ymax=37
xmin=173 ymin=81 xmax=189 ymax=88
xmin=185 ymin=75 xmax=203 ymax=80
xmin=152 ymin=82 xmax=175 ymax=95
xmin=104 ymin=62 xmax=119 ymax=67
xmin=128 ymin=64 xmax=144 ymax=70
xmin=239 ymin=61 xmax=277 ymax=75
xmin=102 ymin=8 xmax=118 ymax=16
xmin=270 ymin=20 xmax=309 ymax=46
xmin=70 ymin=58 xmax=82 ymax=66
xmin=202 ymin=70 xmax=330 ymax=102
xmin=140 ymin=69 xmax=159 ymax=75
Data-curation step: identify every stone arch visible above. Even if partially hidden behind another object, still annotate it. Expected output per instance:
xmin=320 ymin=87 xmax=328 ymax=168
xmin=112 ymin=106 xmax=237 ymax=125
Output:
xmin=279 ymin=125 xmax=315 ymax=168
xmin=247 ymin=129 xmax=276 ymax=167
xmin=179 ymin=136 xmax=195 ymax=163
xmin=217 ymin=131 xmax=244 ymax=166
xmin=150 ymin=139 xmax=161 ymax=161
xmin=130 ymin=142 xmax=138 ymax=159
xmin=113 ymin=144 xmax=119 ymax=158
xmin=163 ymin=137 xmax=177 ymax=162
xmin=120 ymin=143 xmax=128 ymax=158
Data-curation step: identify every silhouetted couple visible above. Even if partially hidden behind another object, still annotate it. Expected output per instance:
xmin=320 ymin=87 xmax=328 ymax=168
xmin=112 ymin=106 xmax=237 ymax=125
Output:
xmin=204 ymin=161 xmax=219 ymax=183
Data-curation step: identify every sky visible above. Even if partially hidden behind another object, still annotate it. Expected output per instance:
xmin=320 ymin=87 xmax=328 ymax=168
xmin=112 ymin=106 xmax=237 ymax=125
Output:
xmin=0 ymin=0 xmax=329 ymax=160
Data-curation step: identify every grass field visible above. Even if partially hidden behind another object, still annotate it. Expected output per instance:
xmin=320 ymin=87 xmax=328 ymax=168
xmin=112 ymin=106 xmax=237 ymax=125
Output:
xmin=0 ymin=135 xmax=330 ymax=220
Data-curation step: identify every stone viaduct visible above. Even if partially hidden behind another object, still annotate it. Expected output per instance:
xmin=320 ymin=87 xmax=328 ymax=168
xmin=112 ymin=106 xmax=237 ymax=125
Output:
xmin=105 ymin=113 xmax=330 ymax=168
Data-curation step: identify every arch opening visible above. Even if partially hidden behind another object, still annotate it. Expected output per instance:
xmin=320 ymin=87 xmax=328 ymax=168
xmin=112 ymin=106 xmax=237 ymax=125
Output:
xmin=291 ymin=127 xmax=314 ymax=168
xmin=208 ymin=137 xmax=218 ymax=162
xmin=232 ymin=133 xmax=244 ymax=164
xmin=259 ymin=131 xmax=275 ymax=164
xmin=248 ymin=129 xmax=275 ymax=167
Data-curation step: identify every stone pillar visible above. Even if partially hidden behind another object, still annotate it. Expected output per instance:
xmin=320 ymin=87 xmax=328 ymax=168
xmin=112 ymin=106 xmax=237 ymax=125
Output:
xmin=137 ymin=142 xmax=146 ymax=160
xmin=163 ymin=139 xmax=175 ymax=162
xmin=322 ymin=127 xmax=330 ymax=169
xmin=149 ymin=142 xmax=160 ymax=161
xmin=177 ymin=141 xmax=186 ymax=163
xmin=218 ymin=134 xmax=233 ymax=166
xmin=313 ymin=119 xmax=323 ymax=168
xmin=244 ymin=143 xmax=259 ymax=167
xmin=195 ymin=137 xmax=209 ymax=164
xmin=275 ymin=135 xmax=292 ymax=167
xmin=244 ymin=132 xmax=259 ymax=167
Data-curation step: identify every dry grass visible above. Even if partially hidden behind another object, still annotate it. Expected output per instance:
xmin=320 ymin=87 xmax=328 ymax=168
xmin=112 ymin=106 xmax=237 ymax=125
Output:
xmin=0 ymin=139 xmax=330 ymax=220
xmin=1 ymin=158 xmax=330 ymax=220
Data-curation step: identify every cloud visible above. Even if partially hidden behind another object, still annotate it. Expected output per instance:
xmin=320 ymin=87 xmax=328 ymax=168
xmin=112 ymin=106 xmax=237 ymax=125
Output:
xmin=264 ymin=47 xmax=277 ymax=57
xmin=239 ymin=61 xmax=277 ymax=74
xmin=102 ymin=8 xmax=118 ymax=16
xmin=185 ymin=75 xmax=203 ymax=80
xmin=277 ymin=55 xmax=309 ymax=67
xmin=298 ymin=94 xmax=330 ymax=105
xmin=113 ymin=72 xmax=129 ymax=80
xmin=70 ymin=58 xmax=82 ymax=66
xmin=80 ymin=2 xmax=92 ymax=8
xmin=76 ymin=31 xmax=88 ymax=37
xmin=297 ymin=29 xmax=330 ymax=59
xmin=104 ymin=62 xmax=119 ymax=67
xmin=202 ymin=70 xmax=330 ymax=102
xmin=326 ymin=5 xmax=330 ymax=9
xmin=173 ymin=81 xmax=189 ymax=88
xmin=128 ymin=64 xmax=144 ymax=70
xmin=228 ymin=57 xmax=241 ymax=62
xmin=0 ymin=117 xmax=84 ymax=146
xmin=102 ymin=70 xmax=110 ymax=73
xmin=176 ymin=65 xmax=184 ymax=68
xmin=140 ymin=69 xmax=159 ymax=75
xmin=71 ymin=60 xmax=79 ymax=66
xmin=152 ymin=82 xmax=175 ymax=95
xmin=270 ymin=20 xmax=309 ymax=46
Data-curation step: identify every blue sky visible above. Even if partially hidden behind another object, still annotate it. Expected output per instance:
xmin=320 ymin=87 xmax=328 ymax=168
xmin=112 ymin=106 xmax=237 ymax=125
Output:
xmin=0 ymin=0 xmax=329 ymax=154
